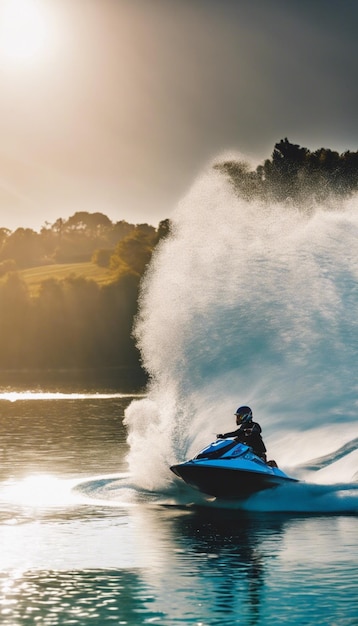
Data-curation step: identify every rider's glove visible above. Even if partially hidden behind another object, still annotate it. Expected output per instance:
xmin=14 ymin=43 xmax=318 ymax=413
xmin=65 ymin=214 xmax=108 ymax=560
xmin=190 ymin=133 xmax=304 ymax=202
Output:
xmin=216 ymin=434 xmax=224 ymax=439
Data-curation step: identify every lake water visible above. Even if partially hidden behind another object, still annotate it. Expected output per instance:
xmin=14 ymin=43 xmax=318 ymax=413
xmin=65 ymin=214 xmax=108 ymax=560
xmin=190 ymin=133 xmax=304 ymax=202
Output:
xmin=0 ymin=376 xmax=357 ymax=626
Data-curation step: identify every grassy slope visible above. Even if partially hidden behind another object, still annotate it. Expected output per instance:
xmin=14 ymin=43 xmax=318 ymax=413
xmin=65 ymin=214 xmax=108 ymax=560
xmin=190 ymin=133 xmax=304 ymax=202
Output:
xmin=20 ymin=262 xmax=114 ymax=297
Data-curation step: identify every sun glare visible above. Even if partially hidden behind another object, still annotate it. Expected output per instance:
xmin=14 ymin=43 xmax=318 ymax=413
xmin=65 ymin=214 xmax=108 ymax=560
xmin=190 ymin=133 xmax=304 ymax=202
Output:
xmin=1 ymin=474 xmax=77 ymax=507
xmin=0 ymin=0 xmax=55 ymax=66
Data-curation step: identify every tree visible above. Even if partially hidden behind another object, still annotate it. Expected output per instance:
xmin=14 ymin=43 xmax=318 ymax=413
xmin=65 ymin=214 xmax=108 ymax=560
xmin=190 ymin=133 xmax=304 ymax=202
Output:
xmin=33 ymin=276 xmax=102 ymax=367
xmin=0 ymin=228 xmax=46 ymax=268
xmin=214 ymin=138 xmax=358 ymax=204
xmin=0 ymin=273 xmax=32 ymax=367
xmin=156 ymin=218 xmax=171 ymax=242
xmin=0 ymin=227 xmax=10 ymax=248
xmin=65 ymin=211 xmax=112 ymax=232
xmin=92 ymin=248 xmax=112 ymax=268
xmin=110 ymin=224 xmax=157 ymax=277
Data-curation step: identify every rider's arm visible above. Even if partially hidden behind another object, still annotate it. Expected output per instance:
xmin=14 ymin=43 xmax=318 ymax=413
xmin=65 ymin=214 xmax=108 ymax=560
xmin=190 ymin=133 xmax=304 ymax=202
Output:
xmin=217 ymin=428 xmax=240 ymax=438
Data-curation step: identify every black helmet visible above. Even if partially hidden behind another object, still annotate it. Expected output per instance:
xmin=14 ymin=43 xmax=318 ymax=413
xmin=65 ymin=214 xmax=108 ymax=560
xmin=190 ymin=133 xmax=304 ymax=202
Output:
xmin=235 ymin=405 xmax=252 ymax=424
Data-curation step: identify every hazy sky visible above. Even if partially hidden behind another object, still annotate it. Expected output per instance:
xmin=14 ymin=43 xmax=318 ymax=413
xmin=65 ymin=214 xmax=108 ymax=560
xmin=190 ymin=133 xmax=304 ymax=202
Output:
xmin=0 ymin=0 xmax=357 ymax=231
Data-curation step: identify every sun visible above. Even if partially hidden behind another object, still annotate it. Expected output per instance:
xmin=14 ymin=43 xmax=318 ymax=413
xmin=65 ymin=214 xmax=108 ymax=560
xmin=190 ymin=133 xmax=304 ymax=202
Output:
xmin=0 ymin=0 xmax=55 ymax=66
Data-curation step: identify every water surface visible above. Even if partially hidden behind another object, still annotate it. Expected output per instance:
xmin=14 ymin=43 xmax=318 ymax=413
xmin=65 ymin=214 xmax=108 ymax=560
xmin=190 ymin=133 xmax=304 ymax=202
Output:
xmin=0 ymin=388 xmax=357 ymax=626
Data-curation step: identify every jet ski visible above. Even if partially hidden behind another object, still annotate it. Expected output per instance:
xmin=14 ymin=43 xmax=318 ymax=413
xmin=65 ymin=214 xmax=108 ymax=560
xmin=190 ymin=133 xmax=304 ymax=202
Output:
xmin=170 ymin=437 xmax=298 ymax=499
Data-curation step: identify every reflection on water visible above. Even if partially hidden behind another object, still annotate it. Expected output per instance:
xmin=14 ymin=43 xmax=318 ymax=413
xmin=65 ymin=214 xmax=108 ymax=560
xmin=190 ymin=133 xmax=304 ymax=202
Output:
xmin=1 ymin=502 xmax=357 ymax=626
xmin=1 ymin=391 xmax=140 ymax=402
xmin=0 ymin=394 xmax=357 ymax=625
xmin=0 ymin=569 xmax=160 ymax=626
xmin=161 ymin=509 xmax=275 ymax=625
xmin=130 ymin=507 xmax=358 ymax=626
xmin=0 ymin=397 xmax=130 ymax=480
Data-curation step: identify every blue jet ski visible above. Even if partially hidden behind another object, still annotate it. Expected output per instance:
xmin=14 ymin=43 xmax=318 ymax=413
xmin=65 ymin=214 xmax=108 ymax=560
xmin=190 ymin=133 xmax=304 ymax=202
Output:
xmin=170 ymin=437 xmax=298 ymax=499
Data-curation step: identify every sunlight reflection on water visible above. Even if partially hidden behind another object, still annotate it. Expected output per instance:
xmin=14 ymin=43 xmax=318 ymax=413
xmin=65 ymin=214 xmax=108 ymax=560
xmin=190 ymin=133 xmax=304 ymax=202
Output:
xmin=0 ymin=474 xmax=80 ymax=508
xmin=0 ymin=392 xmax=144 ymax=402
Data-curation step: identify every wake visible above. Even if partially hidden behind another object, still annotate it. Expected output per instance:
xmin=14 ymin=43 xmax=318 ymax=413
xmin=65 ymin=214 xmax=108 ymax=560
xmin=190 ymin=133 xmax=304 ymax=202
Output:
xmin=73 ymin=475 xmax=358 ymax=514
xmin=74 ymin=435 xmax=358 ymax=514
xmin=297 ymin=437 xmax=358 ymax=473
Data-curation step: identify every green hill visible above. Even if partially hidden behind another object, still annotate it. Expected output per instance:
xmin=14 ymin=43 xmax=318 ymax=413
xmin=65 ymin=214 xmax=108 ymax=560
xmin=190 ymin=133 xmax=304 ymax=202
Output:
xmin=20 ymin=262 xmax=114 ymax=297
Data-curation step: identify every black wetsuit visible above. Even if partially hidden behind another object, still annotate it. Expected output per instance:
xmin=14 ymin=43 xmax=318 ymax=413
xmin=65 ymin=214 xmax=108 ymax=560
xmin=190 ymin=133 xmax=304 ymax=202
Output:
xmin=221 ymin=421 xmax=267 ymax=460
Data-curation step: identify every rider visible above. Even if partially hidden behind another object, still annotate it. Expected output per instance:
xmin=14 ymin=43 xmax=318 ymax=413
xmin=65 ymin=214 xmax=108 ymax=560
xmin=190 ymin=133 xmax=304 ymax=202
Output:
xmin=217 ymin=405 xmax=267 ymax=462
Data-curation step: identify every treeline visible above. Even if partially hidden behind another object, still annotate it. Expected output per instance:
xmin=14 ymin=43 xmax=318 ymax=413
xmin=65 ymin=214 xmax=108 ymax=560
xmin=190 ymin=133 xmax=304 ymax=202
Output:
xmin=0 ymin=272 xmax=139 ymax=369
xmin=0 ymin=215 xmax=170 ymax=380
xmin=0 ymin=212 xmax=169 ymax=271
xmin=1 ymin=138 xmax=357 ymax=379
xmin=215 ymin=138 xmax=358 ymax=205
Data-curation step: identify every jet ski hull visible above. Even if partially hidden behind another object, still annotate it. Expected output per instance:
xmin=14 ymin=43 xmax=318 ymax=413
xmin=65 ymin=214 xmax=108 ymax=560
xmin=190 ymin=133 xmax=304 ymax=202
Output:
xmin=170 ymin=438 xmax=297 ymax=499
xmin=170 ymin=462 xmax=295 ymax=498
